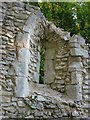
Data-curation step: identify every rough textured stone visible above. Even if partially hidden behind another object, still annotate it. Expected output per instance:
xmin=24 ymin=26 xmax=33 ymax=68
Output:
xmin=15 ymin=77 xmax=29 ymax=97
xmin=44 ymin=70 xmax=55 ymax=84
xmin=45 ymin=48 xmax=55 ymax=60
xmin=0 ymin=2 xmax=90 ymax=119
xmin=66 ymin=85 xmax=82 ymax=101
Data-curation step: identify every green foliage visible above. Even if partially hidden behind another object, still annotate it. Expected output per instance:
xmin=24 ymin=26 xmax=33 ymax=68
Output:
xmin=38 ymin=2 xmax=90 ymax=43
xmin=39 ymin=48 xmax=45 ymax=84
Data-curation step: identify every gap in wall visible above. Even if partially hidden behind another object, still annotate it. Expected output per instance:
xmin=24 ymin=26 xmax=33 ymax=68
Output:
xmin=39 ymin=47 xmax=46 ymax=84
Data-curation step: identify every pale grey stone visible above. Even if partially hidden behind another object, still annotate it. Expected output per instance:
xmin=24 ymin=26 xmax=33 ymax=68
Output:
xmin=70 ymin=48 xmax=82 ymax=56
xmin=31 ymin=103 xmax=37 ymax=109
xmin=34 ymin=111 xmax=43 ymax=117
xmin=71 ymin=71 xmax=82 ymax=85
xmin=36 ymin=102 xmax=44 ymax=110
xmin=77 ymin=35 xmax=85 ymax=45
xmin=23 ymin=14 xmax=38 ymax=34
xmin=45 ymin=48 xmax=55 ymax=60
xmin=15 ymin=76 xmax=29 ymax=97
xmin=44 ymin=70 xmax=55 ymax=84
xmin=0 ymin=85 xmax=1 ymax=91
xmin=37 ymin=95 xmax=46 ymax=102
xmin=72 ymin=110 xmax=79 ymax=117
xmin=44 ymin=60 xmax=54 ymax=71
xmin=18 ymin=48 xmax=30 ymax=63
xmin=69 ymin=62 xmax=83 ymax=72
xmin=70 ymin=42 xmax=80 ymax=48
xmin=66 ymin=85 xmax=82 ymax=101
xmin=13 ymin=61 xmax=28 ymax=77
xmin=33 ymin=72 xmax=39 ymax=83
xmin=18 ymin=101 xmax=25 ymax=106
xmin=16 ymin=32 xmax=30 ymax=48
xmin=69 ymin=35 xmax=78 ymax=43
xmin=14 ymin=12 xmax=28 ymax=20
xmin=21 ymin=33 xmax=30 ymax=48
xmin=82 ymin=49 xmax=89 ymax=58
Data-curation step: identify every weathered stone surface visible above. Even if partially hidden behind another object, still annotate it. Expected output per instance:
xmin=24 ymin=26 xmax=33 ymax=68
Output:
xmin=69 ymin=62 xmax=83 ymax=72
xmin=15 ymin=77 xmax=29 ymax=97
xmin=71 ymin=71 xmax=82 ymax=85
xmin=66 ymin=85 xmax=82 ymax=101
xmin=18 ymin=48 xmax=30 ymax=63
xmin=0 ymin=2 xmax=90 ymax=119
xmin=13 ymin=61 xmax=28 ymax=77
xmin=82 ymin=49 xmax=89 ymax=58
xmin=37 ymin=95 xmax=46 ymax=102
xmin=44 ymin=71 xmax=55 ymax=84
xmin=45 ymin=48 xmax=55 ymax=60
xmin=70 ymin=42 xmax=80 ymax=48
xmin=70 ymin=48 xmax=82 ymax=56
xmin=33 ymin=72 xmax=39 ymax=83
xmin=44 ymin=60 xmax=54 ymax=71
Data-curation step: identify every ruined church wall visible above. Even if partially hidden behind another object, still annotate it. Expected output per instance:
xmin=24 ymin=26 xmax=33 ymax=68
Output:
xmin=0 ymin=2 xmax=90 ymax=119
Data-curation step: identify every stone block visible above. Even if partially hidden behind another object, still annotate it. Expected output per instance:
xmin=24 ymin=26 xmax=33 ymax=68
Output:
xmin=70 ymin=48 xmax=82 ymax=56
xmin=15 ymin=77 xmax=29 ymax=97
xmin=18 ymin=101 xmax=25 ymax=107
xmin=69 ymin=35 xmax=78 ymax=43
xmin=16 ymin=33 xmax=30 ymax=48
xmin=21 ymin=33 xmax=30 ymax=48
xmin=71 ymin=71 xmax=82 ymax=85
xmin=13 ymin=61 xmax=28 ymax=77
xmin=44 ymin=60 xmax=54 ymax=71
xmin=33 ymin=71 xmax=39 ymax=83
xmin=69 ymin=62 xmax=82 ymax=72
xmin=37 ymin=95 xmax=46 ymax=101
xmin=45 ymin=48 xmax=55 ymax=60
xmin=18 ymin=48 xmax=30 ymax=63
xmin=82 ymin=49 xmax=89 ymax=58
xmin=66 ymin=85 xmax=82 ymax=101
xmin=36 ymin=61 xmax=40 ymax=73
xmin=70 ymin=42 xmax=80 ymax=48
xmin=77 ymin=35 xmax=85 ymax=45
xmin=44 ymin=70 xmax=55 ymax=84
xmin=23 ymin=14 xmax=37 ymax=34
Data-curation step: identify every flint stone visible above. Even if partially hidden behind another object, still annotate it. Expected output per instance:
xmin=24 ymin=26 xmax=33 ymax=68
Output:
xmin=72 ymin=110 xmax=79 ymax=117
xmin=18 ymin=101 xmax=25 ymax=106
xmin=36 ymin=102 xmax=44 ymax=110
xmin=34 ymin=111 xmax=43 ymax=117
xmin=37 ymin=95 xmax=46 ymax=101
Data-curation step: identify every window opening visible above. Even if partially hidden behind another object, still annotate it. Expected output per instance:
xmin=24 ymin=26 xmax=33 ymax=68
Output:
xmin=39 ymin=47 xmax=45 ymax=84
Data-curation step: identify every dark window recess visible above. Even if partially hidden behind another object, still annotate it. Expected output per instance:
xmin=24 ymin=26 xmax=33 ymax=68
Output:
xmin=39 ymin=47 xmax=45 ymax=84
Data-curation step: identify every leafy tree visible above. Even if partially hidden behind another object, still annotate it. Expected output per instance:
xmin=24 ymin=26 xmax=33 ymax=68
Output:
xmin=38 ymin=2 xmax=90 ymax=43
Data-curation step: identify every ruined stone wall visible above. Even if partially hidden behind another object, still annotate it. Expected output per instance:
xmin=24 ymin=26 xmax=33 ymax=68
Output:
xmin=0 ymin=2 xmax=90 ymax=119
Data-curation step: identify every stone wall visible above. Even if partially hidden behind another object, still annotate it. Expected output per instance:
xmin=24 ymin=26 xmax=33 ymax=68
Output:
xmin=0 ymin=2 xmax=90 ymax=119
